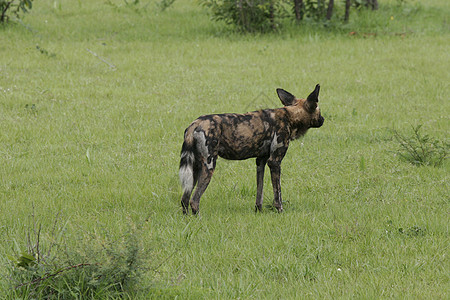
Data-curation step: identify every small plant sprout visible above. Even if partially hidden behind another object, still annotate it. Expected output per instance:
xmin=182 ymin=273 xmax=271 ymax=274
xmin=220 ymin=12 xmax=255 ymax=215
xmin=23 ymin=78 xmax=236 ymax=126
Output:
xmin=392 ymin=125 xmax=448 ymax=167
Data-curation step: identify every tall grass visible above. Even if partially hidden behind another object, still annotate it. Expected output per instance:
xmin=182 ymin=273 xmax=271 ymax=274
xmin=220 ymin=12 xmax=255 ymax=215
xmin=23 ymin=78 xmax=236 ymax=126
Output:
xmin=0 ymin=0 xmax=449 ymax=298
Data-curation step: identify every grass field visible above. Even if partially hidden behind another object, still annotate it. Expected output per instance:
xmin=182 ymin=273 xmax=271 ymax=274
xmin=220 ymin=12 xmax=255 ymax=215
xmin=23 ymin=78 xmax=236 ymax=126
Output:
xmin=1 ymin=0 xmax=449 ymax=298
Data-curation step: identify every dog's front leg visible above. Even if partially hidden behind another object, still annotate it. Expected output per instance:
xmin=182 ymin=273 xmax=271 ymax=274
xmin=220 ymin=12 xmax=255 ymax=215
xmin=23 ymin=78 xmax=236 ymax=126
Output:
xmin=255 ymin=157 xmax=268 ymax=212
xmin=268 ymin=159 xmax=283 ymax=212
xmin=267 ymin=144 xmax=287 ymax=213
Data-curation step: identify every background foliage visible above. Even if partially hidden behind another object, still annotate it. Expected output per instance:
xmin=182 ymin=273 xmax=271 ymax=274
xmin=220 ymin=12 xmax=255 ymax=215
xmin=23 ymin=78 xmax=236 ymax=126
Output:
xmin=0 ymin=0 xmax=33 ymax=23
xmin=199 ymin=0 xmax=383 ymax=32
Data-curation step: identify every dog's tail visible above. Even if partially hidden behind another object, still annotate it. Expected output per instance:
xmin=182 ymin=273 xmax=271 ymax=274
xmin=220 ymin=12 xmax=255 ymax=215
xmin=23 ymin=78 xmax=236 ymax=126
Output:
xmin=179 ymin=127 xmax=196 ymax=195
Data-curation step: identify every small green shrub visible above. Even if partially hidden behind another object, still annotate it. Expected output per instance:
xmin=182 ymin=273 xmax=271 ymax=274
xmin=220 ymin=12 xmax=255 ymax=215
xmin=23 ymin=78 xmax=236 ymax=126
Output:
xmin=392 ymin=125 xmax=448 ymax=167
xmin=6 ymin=213 xmax=145 ymax=299
xmin=0 ymin=0 xmax=33 ymax=23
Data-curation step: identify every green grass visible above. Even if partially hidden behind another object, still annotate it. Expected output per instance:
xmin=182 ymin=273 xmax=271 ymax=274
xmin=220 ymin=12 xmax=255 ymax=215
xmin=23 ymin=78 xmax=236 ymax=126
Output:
xmin=1 ymin=0 xmax=449 ymax=298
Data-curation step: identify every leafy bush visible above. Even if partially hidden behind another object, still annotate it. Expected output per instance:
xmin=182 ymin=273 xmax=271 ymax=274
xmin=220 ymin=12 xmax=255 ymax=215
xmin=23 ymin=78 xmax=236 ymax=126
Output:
xmin=200 ymin=0 xmax=290 ymax=33
xmin=0 ymin=0 xmax=33 ymax=23
xmin=302 ymin=0 xmax=328 ymax=21
xmin=392 ymin=125 xmax=448 ymax=167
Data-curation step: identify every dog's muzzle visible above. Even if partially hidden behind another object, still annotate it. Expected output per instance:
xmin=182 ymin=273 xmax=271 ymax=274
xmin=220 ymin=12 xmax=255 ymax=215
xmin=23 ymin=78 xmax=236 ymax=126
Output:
xmin=312 ymin=115 xmax=324 ymax=128
xmin=318 ymin=115 xmax=324 ymax=127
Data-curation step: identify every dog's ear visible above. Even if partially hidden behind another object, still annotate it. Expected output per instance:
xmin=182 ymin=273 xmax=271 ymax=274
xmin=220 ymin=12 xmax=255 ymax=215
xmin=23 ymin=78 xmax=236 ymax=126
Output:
xmin=305 ymin=84 xmax=320 ymax=112
xmin=307 ymin=84 xmax=320 ymax=102
xmin=276 ymin=88 xmax=296 ymax=106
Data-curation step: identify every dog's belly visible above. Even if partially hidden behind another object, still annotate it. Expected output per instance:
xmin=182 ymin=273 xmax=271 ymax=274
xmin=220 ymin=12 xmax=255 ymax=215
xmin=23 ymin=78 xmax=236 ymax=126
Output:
xmin=217 ymin=139 xmax=271 ymax=160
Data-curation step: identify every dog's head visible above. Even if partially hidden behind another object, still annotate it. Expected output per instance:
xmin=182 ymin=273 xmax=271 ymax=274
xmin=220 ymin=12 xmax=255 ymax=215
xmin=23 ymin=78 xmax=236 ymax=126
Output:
xmin=276 ymin=84 xmax=324 ymax=129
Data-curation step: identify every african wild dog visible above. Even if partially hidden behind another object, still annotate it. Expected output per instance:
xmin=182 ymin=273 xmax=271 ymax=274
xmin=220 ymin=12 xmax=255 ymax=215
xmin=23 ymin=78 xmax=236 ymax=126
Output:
xmin=179 ymin=84 xmax=324 ymax=214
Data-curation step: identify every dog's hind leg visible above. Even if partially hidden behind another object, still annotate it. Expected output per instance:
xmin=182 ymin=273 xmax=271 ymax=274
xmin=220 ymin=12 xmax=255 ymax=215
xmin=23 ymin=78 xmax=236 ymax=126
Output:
xmin=181 ymin=193 xmax=191 ymax=214
xmin=255 ymin=157 xmax=268 ymax=212
xmin=188 ymin=130 xmax=218 ymax=214
xmin=190 ymin=158 xmax=216 ymax=215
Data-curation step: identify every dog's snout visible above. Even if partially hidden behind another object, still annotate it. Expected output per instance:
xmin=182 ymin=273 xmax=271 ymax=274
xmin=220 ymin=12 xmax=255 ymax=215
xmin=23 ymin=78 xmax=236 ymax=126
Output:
xmin=319 ymin=115 xmax=324 ymax=126
xmin=310 ymin=116 xmax=323 ymax=128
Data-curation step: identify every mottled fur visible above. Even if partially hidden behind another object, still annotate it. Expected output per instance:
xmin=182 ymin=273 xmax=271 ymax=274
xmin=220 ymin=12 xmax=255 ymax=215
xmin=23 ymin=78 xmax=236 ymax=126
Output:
xmin=179 ymin=84 xmax=324 ymax=214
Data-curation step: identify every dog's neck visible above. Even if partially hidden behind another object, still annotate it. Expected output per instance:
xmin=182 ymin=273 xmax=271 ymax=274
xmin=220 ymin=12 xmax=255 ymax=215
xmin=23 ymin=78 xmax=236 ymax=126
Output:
xmin=282 ymin=103 xmax=311 ymax=140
